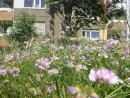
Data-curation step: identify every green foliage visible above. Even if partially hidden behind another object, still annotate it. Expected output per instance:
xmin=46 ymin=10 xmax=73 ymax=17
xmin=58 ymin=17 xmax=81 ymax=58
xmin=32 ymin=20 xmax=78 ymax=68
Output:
xmin=10 ymin=11 xmax=37 ymax=46
xmin=47 ymin=0 xmax=123 ymax=35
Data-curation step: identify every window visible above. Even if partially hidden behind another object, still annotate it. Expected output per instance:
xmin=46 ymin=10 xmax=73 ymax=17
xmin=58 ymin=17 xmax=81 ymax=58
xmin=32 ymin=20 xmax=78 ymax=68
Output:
xmin=24 ymin=0 xmax=33 ymax=7
xmin=24 ymin=0 xmax=45 ymax=8
xmin=0 ymin=0 xmax=13 ymax=8
xmin=82 ymin=30 xmax=100 ymax=40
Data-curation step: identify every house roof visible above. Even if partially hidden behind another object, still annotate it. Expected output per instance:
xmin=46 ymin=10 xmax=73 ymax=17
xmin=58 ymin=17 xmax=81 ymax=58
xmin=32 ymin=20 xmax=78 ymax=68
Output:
xmin=0 ymin=12 xmax=13 ymax=21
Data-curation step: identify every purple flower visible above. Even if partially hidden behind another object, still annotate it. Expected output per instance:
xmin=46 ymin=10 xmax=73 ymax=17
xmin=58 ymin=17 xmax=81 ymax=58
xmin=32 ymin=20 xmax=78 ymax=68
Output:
xmin=46 ymin=84 xmax=56 ymax=94
xmin=76 ymin=64 xmax=87 ymax=72
xmin=35 ymin=58 xmax=51 ymax=70
xmin=68 ymin=87 xmax=78 ymax=95
xmin=122 ymin=47 xmax=129 ymax=55
xmin=0 ymin=65 xmax=7 ymax=76
xmin=107 ymin=6 xmax=113 ymax=14
xmin=4 ymin=54 xmax=13 ymax=62
xmin=124 ymin=68 xmax=130 ymax=73
xmin=67 ymin=62 xmax=75 ymax=68
xmin=104 ymin=0 xmax=112 ymax=6
xmin=48 ymin=68 xmax=59 ymax=75
xmin=89 ymin=68 xmax=120 ymax=85
xmin=8 ymin=67 xmax=20 ymax=78
xmin=90 ymin=93 xmax=100 ymax=98
xmin=29 ymin=88 xmax=41 ymax=96
xmin=50 ymin=44 xmax=58 ymax=51
xmin=127 ymin=77 xmax=130 ymax=83
xmin=50 ymin=56 xmax=59 ymax=61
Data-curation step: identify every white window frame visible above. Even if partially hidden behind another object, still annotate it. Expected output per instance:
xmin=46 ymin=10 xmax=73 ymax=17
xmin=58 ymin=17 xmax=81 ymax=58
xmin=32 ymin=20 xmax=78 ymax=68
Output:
xmin=82 ymin=30 xmax=100 ymax=40
xmin=24 ymin=0 xmax=46 ymax=9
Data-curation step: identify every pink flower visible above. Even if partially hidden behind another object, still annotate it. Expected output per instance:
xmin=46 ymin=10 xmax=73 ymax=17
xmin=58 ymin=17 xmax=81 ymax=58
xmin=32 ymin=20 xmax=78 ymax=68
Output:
xmin=4 ymin=54 xmax=13 ymax=62
xmin=35 ymin=58 xmax=51 ymax=70
xmin=68 ymin=87 xmax=78 ymax=95
xmin=76 ymin=64 xmax=87 ymax=72
xmin=8 ymin=67 xmax=20 ymax=78
xmin=46 ymin=84 xmax=56 ymax=94
xmin=104 ymin=0 xmax=112 ymax=5
xmin=50 ymin=44 xmax=58 ymax=50
xmin=0 ymin=65 xmax=7 ymax=76
xmin=89 ymin=68 xmax=120 ymax=85
xmin=67 ymin=62 xmax=75 ymax=68
xmin=48 ymin=68 xmax=59 ymax=75
xmin=29 ymin=88 xmax=41 ymax=96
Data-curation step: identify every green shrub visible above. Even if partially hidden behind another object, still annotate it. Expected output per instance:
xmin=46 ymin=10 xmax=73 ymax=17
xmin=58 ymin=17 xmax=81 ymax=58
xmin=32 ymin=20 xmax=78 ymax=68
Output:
xmin=10 ymin=11 xmax=37 ymax=46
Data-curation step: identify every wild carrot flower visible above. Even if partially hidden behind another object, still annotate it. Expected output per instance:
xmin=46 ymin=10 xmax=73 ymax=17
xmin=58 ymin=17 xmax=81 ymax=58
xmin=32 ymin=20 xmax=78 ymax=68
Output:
xmin=4 ymin=54 xmax=13 ymax=62
xmin=89 ymin=68 xmax=120 ymax=85
xmin=35 ymin=58 xmax=51 ymax=70
xmin=45 ymin=84 xmax=56 ymax=94
xmin=48 ymin=68 xmax=59 ymax=75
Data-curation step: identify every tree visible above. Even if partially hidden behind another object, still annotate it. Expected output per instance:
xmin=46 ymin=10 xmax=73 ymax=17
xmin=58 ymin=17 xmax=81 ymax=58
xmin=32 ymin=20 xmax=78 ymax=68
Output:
xmin=46 ymin=0 xmax=125 ymax=36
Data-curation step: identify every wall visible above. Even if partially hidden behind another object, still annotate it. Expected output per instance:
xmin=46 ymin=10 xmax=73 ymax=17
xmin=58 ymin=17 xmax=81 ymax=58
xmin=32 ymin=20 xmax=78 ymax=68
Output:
xmin=14 ymin=0 xmax=24 ymax=8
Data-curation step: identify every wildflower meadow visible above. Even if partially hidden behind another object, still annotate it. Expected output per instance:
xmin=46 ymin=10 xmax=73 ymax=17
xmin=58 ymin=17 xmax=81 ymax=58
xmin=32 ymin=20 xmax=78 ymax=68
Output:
xmin=0 ymin=38 xmax=130 ymax=98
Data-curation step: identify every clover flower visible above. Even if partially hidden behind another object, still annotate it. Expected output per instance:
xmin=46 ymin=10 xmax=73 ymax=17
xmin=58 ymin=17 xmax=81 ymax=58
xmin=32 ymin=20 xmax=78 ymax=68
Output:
xmin=50 ymin=56 xmax=59 ymax=61
xmin=68 ymin=87 xmax=78 ymax=95
xmin=29 ymin=88 xmax=41 ymax=96
xmin=89 ymin=68 xmax=120 ymax=85
xmin=67 ymin=62 xmax=75 ymax=68
xmin=124 ymin=68 xmax=130 ymax=73
xmin=0 ymin=65 xmax=7 ymax=76
xmin=50 ymin=44 xmax=58 ymax=50
xmin=104 ymin=0 xmax=112 ymax=6
xmin=35 ymin=58 xmax=51 ymax=70
xmin=48 ymin=68 xmax=59 ymax=75
xmin=8 ymin=67 xmax=20 ymax=78
xmin=4 ymin=54 xmax=14 ymax=62
xmin=76 ymin=64 xmax=87 ymax=72
xmin=45 ymin=84 xmax=56 ymax=94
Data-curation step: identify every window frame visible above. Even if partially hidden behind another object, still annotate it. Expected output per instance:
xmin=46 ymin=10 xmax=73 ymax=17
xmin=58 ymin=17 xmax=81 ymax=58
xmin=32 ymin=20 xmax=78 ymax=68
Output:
xmin=82 ymin=30 xmax=100 ymax=40
xmin=24 ymin=0 xmax=46 ymax=9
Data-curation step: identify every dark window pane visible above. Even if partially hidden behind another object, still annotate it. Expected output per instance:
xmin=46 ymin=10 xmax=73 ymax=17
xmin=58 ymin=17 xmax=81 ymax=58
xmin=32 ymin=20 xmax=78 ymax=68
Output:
xmin=35 ymin=0 xmax=39 ymax=7
xmin=41 ymin=0 xmax=45 ymax=7
xmin=82 ymin=31 xmax=85 ymax=36
xmin=91 ymin=32 xmax=99 ymax=39
xmin=0 ymin=0 xmax=4 ymax=8
xmin=87 ymin=31 xmax=90 ymax=38
xmin=24 ymin=0 xmax=33 ymax=7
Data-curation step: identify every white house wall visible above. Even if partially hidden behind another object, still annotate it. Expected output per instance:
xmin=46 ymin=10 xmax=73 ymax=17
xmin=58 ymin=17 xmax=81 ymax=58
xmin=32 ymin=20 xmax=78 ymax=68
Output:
xmin=14 ymin=0 xmax=24 ymax=8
